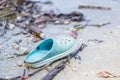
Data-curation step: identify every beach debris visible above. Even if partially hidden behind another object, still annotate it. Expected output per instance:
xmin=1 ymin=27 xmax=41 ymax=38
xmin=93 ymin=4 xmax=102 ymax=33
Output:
xmin=12 ymin=43 xmax=19 ymax=50
xmin=8 ymin=23 xmax=15 ymax=30
xmin=33 ymin=11 xmax=83 ymax=24
xmin=88 ymin=39 xmax=104 ymax=44
xmin=21 ymin=69 xmax=28 ymax=80
xmin=56 ymin=11 xmax=83 ymax=22
xmin=78 ymin=5 xmax=111 ymax=10
xmin=16 ymin=49 xmax=30 ymax=57
xmin=0 ymin=4 xmax=16 ymax=20
xmin=69 ymin=22 xmax=88 ymax=39
xmin=12 ymin=67 xmax=16 ymax=70
xmin=73 ymin=24 xmax=84 ymax=31
xmin=97 ymin=71 xmax=116 ymax=78
xmin=17 ymin=61 xmax=25 ymax=67
xmin=63 ymin=20 xmax=71 ymax=24
xmin=23 ymin=0 xmax=53 ymax=5
xmin=22 ymin=75 xmax=30 ymax=80
xmin=79 ymin=44 xmax=87 ymax=51
xmin=66 ymin=63 xmax=77 ymax=72
xmin=74 ymin=55 xmax=81 ymax=64
xmin=0 ymin=0 xmax=84 ymax=37
xmin=73 ymin=20 xmax=90 ymax=31
xmin=28 ymin=26 xmax=46 ymax=39
xmin=88 ymin=22 xmax=111 ymax=27
xmin=70 ymin=29 xmax=78 ymax=39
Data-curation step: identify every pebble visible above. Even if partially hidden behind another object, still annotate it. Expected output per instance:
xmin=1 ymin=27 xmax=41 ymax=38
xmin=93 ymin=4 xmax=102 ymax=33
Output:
xmin=16 ymin=16 xmax=22 ymax=21
xmin=0 ymin=46 xmax=3 ymax=48
xmin=12 ymin=43 xmax=19 ymax=50
xmin=12 ymin=67 xmax=16 ymax=70
xmin=72 ymin=66 xmax=77 ymax=72
xmin=20 ymin=47 xmax=29 ymax=53
xmin=25 ymin=20 xmax=30 ymax=25
xmin=64 ymin=20 xmax=70 ymax=24
xmin=5 ymin=76 xmax=11 ymax=79
xmin=16 ymin=16 xmax=26 ymax=22
xmin=17 ymin=61 xmax=25 ymax=67
xmin=38 ymin=25 xmax=45 ymax=28
xmin=54 ymin=20 xmax=60 ymax=24
xmin=40 ymin=33 xmax=46 ymax=39
xmin=8 ymin=23 xmax=15 ymax=30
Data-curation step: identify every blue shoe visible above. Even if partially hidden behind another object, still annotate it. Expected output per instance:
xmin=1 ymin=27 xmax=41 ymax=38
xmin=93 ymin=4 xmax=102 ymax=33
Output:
xmin=25 ymin=35 xmax=77 ymax=68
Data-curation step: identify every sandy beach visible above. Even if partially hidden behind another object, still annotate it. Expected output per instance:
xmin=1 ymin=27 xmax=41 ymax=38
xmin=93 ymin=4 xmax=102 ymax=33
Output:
xmin=0 ymin=0 xmax=120 ymax=80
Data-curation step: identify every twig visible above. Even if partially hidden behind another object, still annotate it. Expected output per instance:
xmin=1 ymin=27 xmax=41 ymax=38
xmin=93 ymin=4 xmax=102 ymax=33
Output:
xmin=21 ymin=69 xmax=26 ymax=80
xmin=78 ymin=5 xmax=111 ymax=10
xmin=24 ymin=1 xmax=53 ymax=5
xmin=88 ymin=22 xmax=111 ymax=27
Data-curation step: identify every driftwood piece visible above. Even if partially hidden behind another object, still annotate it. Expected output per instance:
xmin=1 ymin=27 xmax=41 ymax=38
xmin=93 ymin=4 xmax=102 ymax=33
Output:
xmin=42 ymin=44 xmax=86 ymax=80
xmin=88 ymin=22 xmax=111 ymax=27
xmin=41 ymin=62 xmax=66 ymax=80
xmin=78 ymin=5 xmax=111 ymax=10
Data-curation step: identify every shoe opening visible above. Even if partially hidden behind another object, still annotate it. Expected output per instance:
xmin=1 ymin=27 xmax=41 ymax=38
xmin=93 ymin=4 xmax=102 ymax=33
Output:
xmin=37 ymin=38 xmax=53 ymax=51
xmin=26 ymin=38 xmax=54 ymax=63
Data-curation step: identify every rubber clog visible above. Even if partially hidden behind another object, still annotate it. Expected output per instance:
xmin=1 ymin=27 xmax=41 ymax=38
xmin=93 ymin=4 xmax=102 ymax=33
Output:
xmin=25 ymin=35 xmax=77 ymax=68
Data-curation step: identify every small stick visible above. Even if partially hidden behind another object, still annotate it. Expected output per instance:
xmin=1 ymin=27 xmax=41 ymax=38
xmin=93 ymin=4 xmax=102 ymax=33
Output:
xmin=78 ymin=5 xmax=111 ymax=10
xmin=88 ymin=22 xmax=111 ymax=27
xmin=21 ymin=69 xmax=26 ymax=80
xmin=24 ymin=1 xmax=53 ymax=4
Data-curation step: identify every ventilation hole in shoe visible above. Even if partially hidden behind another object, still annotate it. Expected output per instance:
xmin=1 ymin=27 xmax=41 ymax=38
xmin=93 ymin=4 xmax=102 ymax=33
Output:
xmin=36 ymin=47 xmax=40 ymax=50
xmin=68 ymin=40 xmax=70 ymax=42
